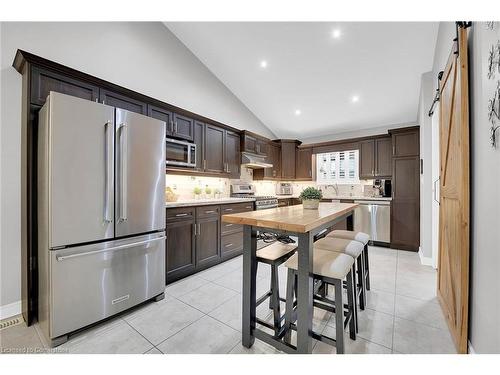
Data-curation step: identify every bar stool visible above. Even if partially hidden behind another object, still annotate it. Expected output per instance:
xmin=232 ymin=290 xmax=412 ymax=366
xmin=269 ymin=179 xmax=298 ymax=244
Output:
xmin=283 ymin=249 xmax=356 ymax=354
xmin=315 ymin=237 xmax=367 ymax=311
xmin=327 ymin=230 xmax=371 ymax=290
xmin=256 ymin=242 xmax=297 ymax=337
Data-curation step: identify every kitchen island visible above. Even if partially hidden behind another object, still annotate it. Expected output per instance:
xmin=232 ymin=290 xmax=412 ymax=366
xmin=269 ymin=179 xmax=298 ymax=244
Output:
xmin=222 ymin=202 xmax=358 ymax=354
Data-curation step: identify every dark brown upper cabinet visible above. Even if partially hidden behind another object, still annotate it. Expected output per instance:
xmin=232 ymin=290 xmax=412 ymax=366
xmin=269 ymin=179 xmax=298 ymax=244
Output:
xmin=193 ymin=121 xmax=205 ymax=172
xmin=254 ymin=141 xmax=281 ymax=180
xmin=225 ymin=130 xmax=241 ymax=179
xmin=148 ymin=104 xmax=174 ymax=135
xmin=359 ymin=140 xmax=376 ymax=179
xmin=204 ymin=124 xmax=226 ymax=174
xmin=359 ymin=137 xmax=393 ymax=179
xmin=392 ymin=129 xmax=419 ymax=157
xmin=172 ymin=113 xmax=194 ymax=142
xmin=99 ymin=89 xmax=147 ymax=115
xmin=295 ymin=147 xmax=314 ymax=180
xmin=241 ymin=131 xmax=268 ymax=157
xmin=280 ymin=140 xmax=300 ymax=180
xmin=31 ymin=66 xmax=99 ymax=106
xmin=375 ymin=137 xmax=393 ymax=177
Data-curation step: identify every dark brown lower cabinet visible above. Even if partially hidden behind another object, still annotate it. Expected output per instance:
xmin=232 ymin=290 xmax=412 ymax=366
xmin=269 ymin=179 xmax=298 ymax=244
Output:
xmin=166 ymin=211 xmax=196 ymax=283
xmin=166 ymin=202 xmax=251 ymax=284
xmin=196 ymin=214 xmax=221 ymax=268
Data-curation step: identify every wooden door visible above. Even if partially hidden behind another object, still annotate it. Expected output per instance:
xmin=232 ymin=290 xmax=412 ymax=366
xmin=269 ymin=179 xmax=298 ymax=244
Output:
xmin=375 ymin=137 xmax=392 ymax=177
xmin=359 ymin=140 xmax=375 ymax=178
xmin=437 ymin=26 xmax=470 ymax=354
xmin=204 ymin=125 xmax=225 ymax=173
xmin=296 ymin=147 xmax=313 ymax=180
xmin=172 ymin=113 xmax=194 ymax=141
xmin=225 ymin=130 xmax=241 ymax=178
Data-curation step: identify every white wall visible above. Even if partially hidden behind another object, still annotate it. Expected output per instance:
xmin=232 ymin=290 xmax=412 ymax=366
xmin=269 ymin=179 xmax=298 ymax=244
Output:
xmin=0 ymin=22 xmax=275 ymax=312
xmin=428 ymin=22 xmax=500 ymax=353
xmin=417 ymin=71 xmax=434 ymax=262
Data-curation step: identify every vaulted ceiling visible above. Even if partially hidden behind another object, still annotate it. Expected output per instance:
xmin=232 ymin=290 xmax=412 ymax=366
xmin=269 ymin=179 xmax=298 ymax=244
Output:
xmin=165 ymin=22 xmax=438 ymax=138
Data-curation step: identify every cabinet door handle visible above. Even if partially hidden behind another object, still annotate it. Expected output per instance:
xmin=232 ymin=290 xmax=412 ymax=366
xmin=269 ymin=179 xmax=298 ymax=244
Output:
xmin=225 ymin=243 xmax=233 ymax=248
xmin=197 ymin=223 xmax=201 ymax=235
xmin=224 ymin=208 xmax=233 ymax=212
xmin=193 ymin=223 xmax=197 ymax=235
xmin=175 ymin=213 xmax=188 ymax=217
xmin=245 ymin=206 xmax=253 ymax=209
xmin=225 ymin=223 xmax=233 ymax=227
xmin=203 ymin=160 xmax=207 ymax=170
xmin=174 ymin=121 xmax=178 ymax=133
xmin=205 ymin=210 xmax=216 ymax=214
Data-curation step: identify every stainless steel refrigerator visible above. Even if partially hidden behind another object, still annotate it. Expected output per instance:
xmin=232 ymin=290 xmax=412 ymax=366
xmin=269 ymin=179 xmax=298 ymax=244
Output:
xmin=37 ymin=92 xmax=166 ymax=347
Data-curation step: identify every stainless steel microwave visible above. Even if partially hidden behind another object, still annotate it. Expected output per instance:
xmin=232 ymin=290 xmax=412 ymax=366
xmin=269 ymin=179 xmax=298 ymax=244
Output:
xmin=166 ymin=138 xmax=197 ymax=168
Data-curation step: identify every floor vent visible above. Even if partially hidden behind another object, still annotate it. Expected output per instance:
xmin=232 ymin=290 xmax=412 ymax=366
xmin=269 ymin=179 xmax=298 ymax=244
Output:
xmin=0 ymin=316 xmax=22 ymax=330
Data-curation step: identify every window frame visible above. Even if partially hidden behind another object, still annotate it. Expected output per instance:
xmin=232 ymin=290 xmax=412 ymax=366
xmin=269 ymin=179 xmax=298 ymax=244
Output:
xmin=316 ymin=149 xmax=360 ymax=185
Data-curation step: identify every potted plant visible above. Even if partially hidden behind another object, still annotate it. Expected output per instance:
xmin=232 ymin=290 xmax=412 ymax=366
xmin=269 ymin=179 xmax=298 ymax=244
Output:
xmin=205 ymin=186 xmax=212 ymax=198
xmin=299 ymin=186 xmax=323 ymax=209
xmin=193 ymin=186 xmax=202 ymax=199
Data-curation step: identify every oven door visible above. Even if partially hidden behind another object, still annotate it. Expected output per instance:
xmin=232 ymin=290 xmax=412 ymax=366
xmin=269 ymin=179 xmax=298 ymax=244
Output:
xmin=166 ymin=138 xmax=196 ymax=167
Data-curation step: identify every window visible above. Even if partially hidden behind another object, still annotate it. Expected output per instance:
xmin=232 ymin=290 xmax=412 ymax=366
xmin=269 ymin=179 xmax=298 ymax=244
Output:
xmin=316 ymin=150 xmax=359 ymax=184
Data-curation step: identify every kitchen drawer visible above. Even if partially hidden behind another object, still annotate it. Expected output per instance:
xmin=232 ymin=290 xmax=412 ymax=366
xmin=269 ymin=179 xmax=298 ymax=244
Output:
xmin=220 ymin=202 xmax=254 ymax=214
xmin=196 ymin=205 xmax=220 ymax=219
xmin=221 ymin=232 xmax=244 ymax=259
xmin=166 ymin=207 xmax=195 ymax=222
xmin=221 ymin=222 xmax=243 ymax=235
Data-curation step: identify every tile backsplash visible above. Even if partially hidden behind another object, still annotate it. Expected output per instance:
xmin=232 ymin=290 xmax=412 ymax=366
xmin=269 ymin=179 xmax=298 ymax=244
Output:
xmin=166 ymin=167 xmax=376 ymax=201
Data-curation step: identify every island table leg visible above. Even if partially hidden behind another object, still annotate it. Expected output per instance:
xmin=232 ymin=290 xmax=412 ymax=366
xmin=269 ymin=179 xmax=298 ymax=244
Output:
xmin=296 ymin=232 xmax=314 ymax=354
xmin=242 ymin=225 xmax=257 ymax=348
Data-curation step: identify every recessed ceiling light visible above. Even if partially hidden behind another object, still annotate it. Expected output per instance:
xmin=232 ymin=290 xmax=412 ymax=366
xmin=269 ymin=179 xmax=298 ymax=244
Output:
xmin=260 ymin=60 xmax=268 ymax=68
xmin=295 ymin=109 xmax=302 ymax=116
xmin=351 ymin=95 xmax=360 ymax=103
xmin=331 ymin=29 xmax=341 ymax=39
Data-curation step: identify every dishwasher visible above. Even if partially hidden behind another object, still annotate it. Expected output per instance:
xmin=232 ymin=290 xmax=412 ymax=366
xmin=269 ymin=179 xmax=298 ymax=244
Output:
xmin=353 ymin=200 xmax=391 ymax=244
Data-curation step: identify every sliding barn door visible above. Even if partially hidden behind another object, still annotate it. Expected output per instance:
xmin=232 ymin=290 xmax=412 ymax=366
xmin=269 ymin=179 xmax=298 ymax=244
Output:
xmin=437 ymin=26 xmax=470 ymax=354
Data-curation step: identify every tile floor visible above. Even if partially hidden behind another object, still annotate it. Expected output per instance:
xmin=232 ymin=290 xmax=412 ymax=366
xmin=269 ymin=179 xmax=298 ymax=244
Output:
xmin=0 ymin=246 xmax=457 ymax=354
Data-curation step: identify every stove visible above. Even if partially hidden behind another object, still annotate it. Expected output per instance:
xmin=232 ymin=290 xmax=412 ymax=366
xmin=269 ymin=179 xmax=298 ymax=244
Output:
xmin=230 ymin=184 xmax=278 ymax=210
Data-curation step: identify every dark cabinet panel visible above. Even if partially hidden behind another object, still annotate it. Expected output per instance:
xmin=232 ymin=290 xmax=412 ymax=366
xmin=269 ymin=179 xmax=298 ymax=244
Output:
xmin=278 ymin=198 xmax=290 ymax=207
xmin=172 ymin=113 xmax=194 ymax=141
xmin=280 ymin=141 xmax=297 ymax=179
xmin=31 ymin=66 xmax=99 ymax=106
xmin=221 ymin=231 xmax=244 ymax=259
xmin=296 ymin=147 xmax=313 ymax=180
xmin=392 ymin=130 xmax=419 ymax=157
xmin=166 ymin=215 xmax=196 ymax=283
xmin=243 ymin=134 xmax=258 ymax=154
xmin=256 ymin=139 xmax=268 ymax=156
xmin=225 ymin=130 xmax=241 ymax=178
xmin=99 ymin=89 xmax=147 ymax=114
xmin=391 ymin=155 xmax=420 ymax=251
xmin=193 ymin=121 xmax=205 ymax=171
xmin=359 ymin=140 xmax=375 ymax=179
xmin=254 ymin=141 xmax=280 ymax=180
xmin=196 ymin=215 xmax=220 ymax=268
xmin=290 ymin=198 xmax=302 ymax=206
xmin=204 ymin=125 xmax=226 ymax=174
xmin=375 ymin=137 xmax=393 ymax=177
xmin=393 ymin=157 xmax=419 ymax=199
xmin=391 ymin=200 xmax=419 ymax=250
xmin=148 ymin=104 xmax=173 ymax=135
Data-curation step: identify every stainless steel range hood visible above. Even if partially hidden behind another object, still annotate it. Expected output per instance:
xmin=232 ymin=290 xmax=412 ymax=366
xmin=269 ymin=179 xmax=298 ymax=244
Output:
xmin=241 ymin=152 xmax=273 ymax=169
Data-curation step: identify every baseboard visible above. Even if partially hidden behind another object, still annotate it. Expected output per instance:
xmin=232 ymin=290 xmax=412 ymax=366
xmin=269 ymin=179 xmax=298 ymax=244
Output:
xmin=468 ymin=341 xmax=475 ymax=354
xmin=418 ymin=248 xmax=433 ymax=266
xmin=0 ymin=300 xmax=22 ymax=320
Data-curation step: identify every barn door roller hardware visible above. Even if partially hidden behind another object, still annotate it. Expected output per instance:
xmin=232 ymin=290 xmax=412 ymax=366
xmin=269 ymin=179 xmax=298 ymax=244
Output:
xmin=428 ymin=70 xmax=444 ymax=117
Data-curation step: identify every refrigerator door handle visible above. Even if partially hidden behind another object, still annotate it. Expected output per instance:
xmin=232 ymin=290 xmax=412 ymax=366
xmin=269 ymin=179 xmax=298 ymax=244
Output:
xmin=56 ymin=236 xmax=166 ymax=261
xmin=119 ymin=122 xmax=128 ymax=222
xmin=104 ymin=120 xmax=113 ymax=224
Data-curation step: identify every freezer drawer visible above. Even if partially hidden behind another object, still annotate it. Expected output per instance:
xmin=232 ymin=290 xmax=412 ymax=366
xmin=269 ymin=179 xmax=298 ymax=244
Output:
xmin=40 ymin=233 xmax=165 ymax=340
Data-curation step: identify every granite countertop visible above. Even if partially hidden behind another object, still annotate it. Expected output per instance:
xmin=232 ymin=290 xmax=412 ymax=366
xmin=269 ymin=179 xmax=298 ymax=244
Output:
xmin=166 ymin=197 xmax=255 ymax=208
xmin=276 ymin=194 xmax=392 ymax=201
